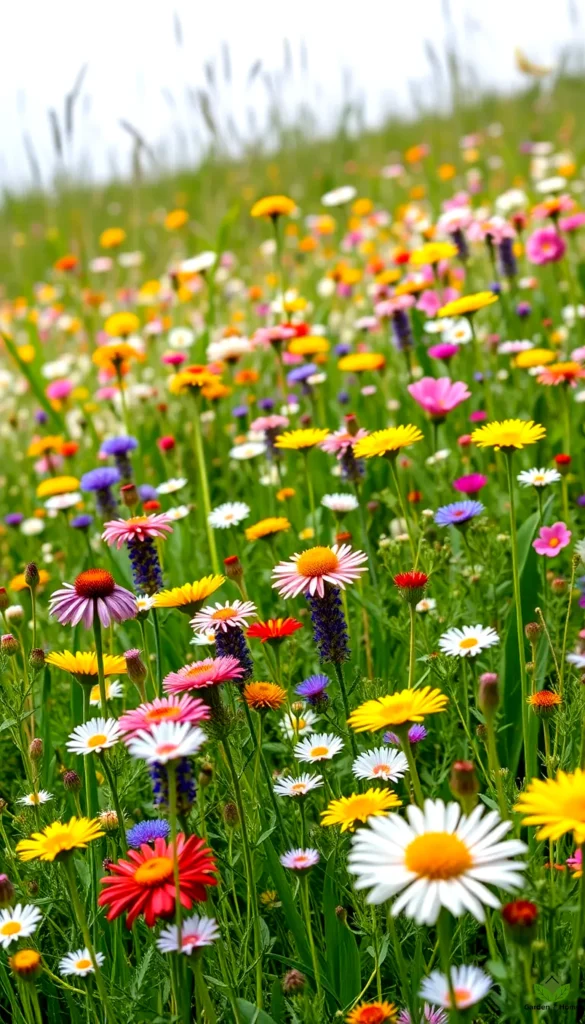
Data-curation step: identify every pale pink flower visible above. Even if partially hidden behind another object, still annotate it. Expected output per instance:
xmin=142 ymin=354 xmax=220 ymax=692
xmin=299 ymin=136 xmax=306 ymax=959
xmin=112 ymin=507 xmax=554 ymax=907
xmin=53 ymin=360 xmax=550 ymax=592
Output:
xmin=408 ymin=377 xmax=471 ymax=419
xmin=320 ymin=427 xmax=368 ymax=459
xmin=272 ymin=543 xmax=367 ymax=599
xmin=191 ymin=600 xmax=257 ymax=634
xmin=532 ymin=521 xmax=571 ymax=557
xmin=102 ymin=514 xmax=173 ymax=550
xmin=163 ymin=656 xmax=245 ymax=695
xmin=118 ymin=695 xmax=210 ymax=737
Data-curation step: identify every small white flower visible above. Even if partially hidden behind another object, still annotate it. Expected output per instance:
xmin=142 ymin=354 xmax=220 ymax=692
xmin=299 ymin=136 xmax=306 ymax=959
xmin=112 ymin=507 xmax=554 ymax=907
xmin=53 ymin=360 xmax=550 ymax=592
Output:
xmin=166 ymin=505 xmax=190 ymax=521
xmin=208 ymin=502 xmax=250 ymax=529
xmin=20 ymin=518 xmax=44 ymax=536
xmin=157 ymin=478 xmax=188 ymax=495
xmin=497 ymin=340 xmax=533 ymax=355
xmin=321 ymin=185 xmax=357 ymax=207
xmin=416 ymin=597 xmax=437 ymax=614
xmin=156 ymin=914 xmax=219 ymax=954
xmin=136 ymin=595 xmax=155 ymax=613
xmin=190 ymin=630 xmax=216 ymax=647
xmin=517 ymin=467 xmax=561 ymax=488
xmin=439 ymin=625 xmax=500 ymax=658
xmin=18 ymin=790 xmax=53 ymax=807
xmin=420 ymin=964 xmax=492 ymax=1011
xmin=118 ymin=251 xmax=144 ymax=268
xmin=321 ymin=493 xmax=359 ymax=514
xmin=229 ymin=442 xmax=266 ymax=461
xmin=279 ymin=707 xmax=318 ymax=740
xmin=207 ymin=336 xmax=252 ymax=363
xmin=66 ymin=718 xmax=122 ymax=756
xmin=168 ymin=328 xmax=194 ymax=350
xmin=443 ymin=319 xmax=472 ymax=345
xmin=0 ymin=905 xmax=42 ymax=947
xmin=567 ymin=651 xmax=585 ymax=668
xmin=89 ymin=680 xmax=124 ymax=706
xmin=59 ymin=948 xmax=105 ymax=977
xmin=126 ymin=721 xmax=206 ymax=764
xmin=536 ymin=175 xmax=567 ymax=194
xmin=280 ymin=848 xmax=320 ymax=870
xmin=294 ymin=732 xmax=344 ymax=763
xmin=44 ymin=492 xmax=82 ymax=511
xmin=273 ymin=773 xmax=324 ymax=797
xmin=352 ymin=747 xmax=409 ymax=782
xmin=180 ymin=252 xmax=216 ymax=275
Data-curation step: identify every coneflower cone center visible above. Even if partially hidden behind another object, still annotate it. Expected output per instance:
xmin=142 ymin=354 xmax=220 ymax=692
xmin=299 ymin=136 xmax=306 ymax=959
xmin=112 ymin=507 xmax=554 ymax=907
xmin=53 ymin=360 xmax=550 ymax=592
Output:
xmin=297 ymin=547 xmax=339 ymax=577
xmin=405 ymin=832 xmax=472 ymax=879
xmin=75 ymin=569 xmax=116 ymax=599
xmin=134 ymin=855 xmax=174 ymax=885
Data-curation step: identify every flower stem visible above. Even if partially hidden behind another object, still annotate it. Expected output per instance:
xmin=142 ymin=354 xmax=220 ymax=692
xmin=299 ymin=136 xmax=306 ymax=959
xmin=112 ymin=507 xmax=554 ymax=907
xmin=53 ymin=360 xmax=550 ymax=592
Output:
xmin=62 ymin=856 xmax=114 ymax=1022
xmin=300 ymin=873 xmax=323 ymax=1001
xmin=485 ymin=717 xmax=508 ymax=819
xmin=191 ymin=956 xmax=217 ymax=1024
xmin=408 ymin=604 xmax=416 ymax=689
xmin=334 ymin=662 xmax=358 ymax=757
xmin=98 ymin=751 xmax=127 ymax=855
xmin=570 ymin=843 xmax=585 ymax=1014
xmin=437 ymin=909 xmax=460 ymax=1023
xmin=505 ymin=452 xmax=531 ymax=780
xmin=192 ymin=399 xmax=219 ymax=575
xmin=151 ymin=608 xmax=163 ymax=697
xmin=399 ymin=730 xmax=424 ymax=808
xmin=92 ymin=617 xmax=108 ymax=717
xmin=388 ymin=457 xmax=417 ymax=565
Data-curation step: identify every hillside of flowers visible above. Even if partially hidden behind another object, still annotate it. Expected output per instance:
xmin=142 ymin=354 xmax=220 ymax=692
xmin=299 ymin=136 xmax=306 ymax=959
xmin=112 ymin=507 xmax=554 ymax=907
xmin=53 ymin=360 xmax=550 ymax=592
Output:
xmin=3 ymin=78 xmax=585 ymax=1023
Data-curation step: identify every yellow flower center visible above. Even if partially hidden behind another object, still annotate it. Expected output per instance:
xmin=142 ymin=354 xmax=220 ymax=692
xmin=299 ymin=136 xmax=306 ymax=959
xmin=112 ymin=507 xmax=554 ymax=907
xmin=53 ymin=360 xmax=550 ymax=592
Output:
xmin=310 ymin=746 xmax=329 ymax=758
xmin=133 ymin=855 xmax=174 ymax=886
xmin=405 ymin=832 xmax=472 ymax=879
xmin=211 ymin=608 xmax=237 ymax=621
xmin=145 ymin=706 xmax=182 ymax=722
xmin=452 ymin=988 xmax=472 ymax=1007
xmin=0 ymin=921 xmax=21 ymax=936
xmin=187 ymin=664 xmax=212 ymax=676
xmin=548 ymin=537 xmax=560 ymax=548
xmin=372 ymin=763 xmax=390 ymax=776
xmin=291 ymin=782 xmax=306 ymax=793
xmin=87 ymin=734 xmax=108 ymax=748
xmin=296 ymin=547 xmax=339 ymax=578
xmin=459 ymin=637 xmax=478 ymax=650
xmin=76 ymin=958 xmax=92 ymax=970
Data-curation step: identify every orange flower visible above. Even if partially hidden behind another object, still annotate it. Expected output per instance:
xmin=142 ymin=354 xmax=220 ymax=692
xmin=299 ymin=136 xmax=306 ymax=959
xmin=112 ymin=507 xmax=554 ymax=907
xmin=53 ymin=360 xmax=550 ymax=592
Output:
xmin=99 ymin=227 xmax=126 ymax=249
xmin=164 ymin=209 xmax=189 ymax=230
xmin=54 ymin=254 xmax=78 ymax=272
xmin=242 ymin=682 xmax=288 ymax=710
xmin=251 ymin=195 xmax=296 ymax=219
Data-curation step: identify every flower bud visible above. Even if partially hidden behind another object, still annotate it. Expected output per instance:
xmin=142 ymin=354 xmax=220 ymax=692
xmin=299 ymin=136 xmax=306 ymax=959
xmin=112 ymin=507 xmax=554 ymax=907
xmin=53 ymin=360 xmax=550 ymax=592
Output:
xmin=525 ymin=622 xmax=542 ymax=642
xmin=449 ymin=760 xmax=479 ymax=813
xmin=479 ymin=673 xmax=500 ymax=716
xmin=335 ymin=905 xmax=348 ymax=923
xmin=27 ymin=880 xmax=38 ymax=896
xmin=9 ymin=949 xmax=42 ymax=979
xmin=551 ymin=577 xmax=566 ymax=595
xmin=198 ymin=763 xmax=213 ymax=788
xmin=120 ymin=483 xmax=139 ymax=509
xmin=0 ymin=589 xmax=9 ymax=612
xmin=29 ymin=739 xmax=43 ymax=762
xmin=224 ymin=555 xmax=243 ymax=583
xmin=501 ymin=900 xmax=538 ymax=946
xmin=282 ymin=969 xmax=306 ymax=994
xmin=1 ymin=634 xmax=19 ymax=657
xmin=62 ymin=769 xmax=81 ymax=793
xmin=29 ymin=648 xmax=45 ymax=672
xmin=124 ymin=649 xmax=147 ymax=699
xmin=24 ymin=563 xmax=40 ymax=590
xmin=554 ymin=453 xmax=571 ymax=475
xmin=223 ymin=801 xmax=239 ymax=827
xmin=0 ymin=800 xmax=6 ymax=815
xmin=344 ymin=414 xmax=359 ymax=437
xmin=99 ymin=809 xmax=119 ymax=833
xmin=5 ymin=605 xmax=23 ymax=625
xmin=0 ymin=874 xmax=14 ymax=909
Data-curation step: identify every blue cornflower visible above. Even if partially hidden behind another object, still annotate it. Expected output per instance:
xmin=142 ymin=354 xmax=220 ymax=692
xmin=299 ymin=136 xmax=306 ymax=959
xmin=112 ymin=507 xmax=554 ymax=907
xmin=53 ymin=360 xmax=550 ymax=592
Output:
xmin=4 ymin=513 xmax=24 ymax=527
xmin=70 ymin=514 xmax=93 ymax=530
xmin=80 ymin=467 xmax=121 ymax=515
xmin=287 ymin=363 xmax=317 ymax=387
xmin=138 ymin=484 xmax=158 ymax=503
xmin=434 ymin=500 xmax=484 ymax=527
xmin=295 ymin=674 xmax=330 ymax=705
xmin=232 ymin=405 xmax=248 ymax=420
xmin=258 ymin=398 xmax=275 ymax=412
xmin=101 ymin=436 xmax=138 ymax=482
xmin=126 ymin=819 xmax=171 ymax=848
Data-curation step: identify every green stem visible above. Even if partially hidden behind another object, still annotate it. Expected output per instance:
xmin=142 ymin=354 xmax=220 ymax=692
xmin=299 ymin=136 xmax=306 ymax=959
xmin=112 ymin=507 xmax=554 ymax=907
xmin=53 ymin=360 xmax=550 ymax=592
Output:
xmin=303 ymin=452 xmax=316 ymax=535
xmin=334 ymin=662 xmax=358 ymax=757
xmin=192 ymin=399 xmax=219 ymax=574
xmin=300 ymin=873 xmax=323 ymax=1001
xmin=192 ymin=956 xmax=217 ymax=1024
xmin=62 ymin=857 xmax=114 ymax=1022
xmin=437 ymin=909 xmax=460 ymax=1022
xmin=408 ymin=604 xmax=416 ymax=690
xmin=505 ymin=452 xmax=531 ymax=781
xmin=387 ymin=909 xmax=418 ymax=1023
xmin=92 ymin=618 xmax=108 ymax=718
xmin=571 ymin=848 xmax=585 ymax=1019
xmin=151 ymin=609 xmax=163 ymax=697
xmin=98 ymin=752 xmax=127 ymax=855
xmin=241 ymin=702 xmax=289 ymax=842
xmin=354 ymin=483 xmax=378 ymax=589
xmin=485 ymin=718 xmax=508 ymax=819
xmin=399 ymin=731 xmax=424 ymax=808
xmin=388 ymin=457 xmax=417 ymax=565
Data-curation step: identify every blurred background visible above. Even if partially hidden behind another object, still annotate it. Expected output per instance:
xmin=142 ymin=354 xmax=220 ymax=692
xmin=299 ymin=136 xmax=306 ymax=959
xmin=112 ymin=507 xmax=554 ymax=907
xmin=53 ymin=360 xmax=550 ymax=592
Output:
xmin=2 ymin=0 xmax=583 ymax=190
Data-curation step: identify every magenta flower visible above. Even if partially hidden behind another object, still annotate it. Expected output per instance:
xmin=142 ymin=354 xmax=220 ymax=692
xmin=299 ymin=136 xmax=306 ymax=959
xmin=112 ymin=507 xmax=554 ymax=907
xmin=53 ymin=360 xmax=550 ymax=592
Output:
xmin=453 ymin=473 xmax=488 ymax=496
xmin=532 ymin=521 xmax=571 ymax=558
xmin=416 ymin=291 xmax=442 ymax=317
xmin=428 ymin=343 xmax=459 ymax=363
xmin=525 ymin=228 xmax=566 ymax=265
xmin=49 ymin=569 xmax=137 ymax=628
xmin=163 ymin=656 xmax=245 ymax=695
xmin=118 ymin=695 xmax=210 ymax=737
xmin=407 ymin=377 xmax=470 ymax=419
xmin=101 ymin=513 xmax=173 ymax=550
xmin=559 ymin=213 xmax=585 ymax=233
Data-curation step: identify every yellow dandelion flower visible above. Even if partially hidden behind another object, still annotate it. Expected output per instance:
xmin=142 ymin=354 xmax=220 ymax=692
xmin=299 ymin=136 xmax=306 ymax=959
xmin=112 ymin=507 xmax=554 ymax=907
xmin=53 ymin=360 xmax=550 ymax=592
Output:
xmin=27 ymin=435 xmax=64 ymax=458
xmin=321 ymin=789 xmax=401 ymax=832
xmin=251 ymin=195 xmax=296 ymax=219
xmin=152 ymin=575 xmax=225 ymax=615
xmin=438 ymin=291 xmax=499 ymax=317
xmin=513 ymin=348 xmax=555 ymax=369
xmin=46 ymin=650 xmax=126 ymax=681
xmin=104 ymin=312 xmax=140 ymax=338
xmin=164 ymin=209 xmax=189 ymax=231
xmin=99 ymin=227 xmax=126 ymax=249
xmin=471 ymin=419 xmax=546 ymax=451
xmin=275 ymin=428 xmax=331 ymax=451
xmin=338 ymin=352 xmax=385 ymax=373
xmin=354 ymin=425 xmax=423 ymax=458
xmin=9 ymin=949 xmax=42 ymax=978
xmin=168 ymin=367 xmax=220 ymax=396
xmin=348 ymin=686 xmax=448 ymax=732
xmin=409 ymin=242 xmax=458 ymax=266
xmin=288 ymin=336 xmax=330 ymax=357
xmin=514 ymin=769 xmax=585 ymax=843
xmin=36 ymin=476 xmax=80 ymax=498
xmin=276 ymin=487 xmax=296 ymax=502
xmin=16 ymin=817 xmax=104 ymax=862
xmin=245 ymin=517 xmax=291 ymax=542
xmin=92 ymin=343 xmax=144 ymax=371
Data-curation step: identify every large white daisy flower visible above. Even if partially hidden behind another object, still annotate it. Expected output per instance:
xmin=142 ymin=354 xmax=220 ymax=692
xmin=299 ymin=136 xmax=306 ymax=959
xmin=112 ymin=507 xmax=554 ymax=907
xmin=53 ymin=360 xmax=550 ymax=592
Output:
xmin=348 ymin=799 xmax=526 ymax=924
xmin=352 ymin=747 xmax=409 ymax=783
xmin=66 ymin=718 xmax=121 ymax=756
xmin=126 ymin=721 xmax=206 ymax=764
xmin=294 ymin=732 xmax=344 ymax=763
xmin=420 ymin=964 xmax=492 ymax=1011
xmin=0 ymin=905 xmax=42 ymax=948
xmin=438 ymin=625 xmax=499 ymax=658
xmin=517 ymin=467 xmax=561 ymax=488
xmin=207 ymin=502 xmax=251 ymax=529
xmin=321 ymin=493 xmax=359 ymax=514
xmin=279 ymin=707 xmax=318 ymax=740
xmin=273 ymin=773 xmax=324 ymax=798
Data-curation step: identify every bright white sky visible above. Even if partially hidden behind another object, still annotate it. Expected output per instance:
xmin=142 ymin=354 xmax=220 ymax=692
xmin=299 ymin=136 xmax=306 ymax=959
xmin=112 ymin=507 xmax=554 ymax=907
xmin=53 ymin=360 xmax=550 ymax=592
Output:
xmin=1 ymin=0 xmax=582 ymax=189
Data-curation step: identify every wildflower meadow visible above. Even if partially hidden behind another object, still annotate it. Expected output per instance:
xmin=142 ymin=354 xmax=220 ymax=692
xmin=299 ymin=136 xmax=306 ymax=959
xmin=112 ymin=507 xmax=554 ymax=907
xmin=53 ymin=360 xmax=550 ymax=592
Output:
xmin=3 ymin=44 xmax=585 ymax=1024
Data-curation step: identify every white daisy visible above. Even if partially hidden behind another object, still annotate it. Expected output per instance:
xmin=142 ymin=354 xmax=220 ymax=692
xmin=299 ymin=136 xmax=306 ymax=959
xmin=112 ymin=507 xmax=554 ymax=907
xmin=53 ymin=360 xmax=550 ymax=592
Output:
xmin=66 ymin=718 xmax=122 ymax=756
xmin=321 ymin=185 xmax=357 ymax=207
xmin=166 ymin=505 xmax=190 ymax=521
xmin=438 ymin=625 xmax=499 ymax=658
xmin=20 ymin=518 xmax=44 ymax=536
xmin=59 ymin=948 xmax=105 ymax=977
xmin=89 ymin=680 xmax=124 ymax=706
xmin=136 ymin=595 xmax=155 ymax=613
xmin=321 ymin=493 xmax=359 ymax=514
xmin=0 ymin=905 xmax=42 ymax=948
xmin=273 ymin=773 xmax=324 ymax=798
xmin=45 ymin=492 xmax=82 ymax=511
xmin=294 ymin=732 xmax=344 ymax=762
xmin=190 ymin=630 xmax=217 ymax=647
xmin=279 ymin=707 xmax=318 ymax=740
xmin=442 ymin=319 xmax=472 ymax=345
xmin=18 ymin=790 xmax=53 ymax=807
xmin=420 ymin=964 xmax=492 ymax=1011
xmin=229 ymin=442 xmax=266 ymax=461
xmin=280 ymin=848 xmax=320 ymax=871
xmin=567 ymin=651 xmax=585 ymax=669
xmin=348 ymin=799 xmax=526 ymax=925
xmin=517 ymin=467 xmax=561 ymax=488
xmin=156 ymin=914 xmax=219 ymax=954
xmin=352 ymin=747 xmax=409 ymax=783
xmin=157 ymin=478 xmax=188 ymax=495
xmin=207 ymin=502 xmax=251 ymax=529
xmin=180 ymin=252 xmax=216 ymax=275
xmin=207 ymin=336 xmax=252 ymax=362
xmin=497 ymin=340 xmax=533 ymax=355
xmin=126 ymin=721 xmax=206 ymax=764
xmin=168 ymin=328 xmax=194 ymax=350
xmin=416 ymin=597 xmax=437 ymax=614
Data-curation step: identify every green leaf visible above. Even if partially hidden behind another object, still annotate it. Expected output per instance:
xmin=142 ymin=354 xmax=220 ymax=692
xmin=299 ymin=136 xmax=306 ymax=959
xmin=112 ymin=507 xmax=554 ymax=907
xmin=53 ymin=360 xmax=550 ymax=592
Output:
xmin=533 ymin=983 xmax=552 ymax=1002
xmin=263 ymin=838 xmax=311 ymax=966
xmin=236 ymin=999 xmax=278 ymax=1023
xmin=322 ymin=854 xmax=361 ymax=1008
xmin=550 ymin=983 xmax=570 ymax=1003
xmin=270 ymin=978 xmax=286 ymax=1023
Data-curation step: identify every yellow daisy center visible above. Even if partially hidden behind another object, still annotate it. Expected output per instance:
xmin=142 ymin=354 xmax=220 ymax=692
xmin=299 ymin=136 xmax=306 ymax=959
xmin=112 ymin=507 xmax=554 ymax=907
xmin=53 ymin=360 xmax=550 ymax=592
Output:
xmin=296 ymin=547 xmax=339 ymax=578
xmin=291 ymin=782 xmax=306 ymax=793
xmin=87 ymin=734 xmax=108 ymax=748
xmin=548 ymin=537 xmax=559 ymax=548
xmin=310 ymin=746 xmax=329 ymax=758
xmin=372 ymin=763 xmax=390 ymax=776
xmin=405 ymin=832 xmax=472 ymax=879
xmin=459 ymin=638 xmax=478 ymax=650
xmin=211 ymin=608 xmax=237 ymax=621
xmin=0 ymin=922 xmax=21 ymax=936
xmin=134 ymin=855 xmax=174 ymax=886
xmin=76 ymin=958 xmax=92 ymax=970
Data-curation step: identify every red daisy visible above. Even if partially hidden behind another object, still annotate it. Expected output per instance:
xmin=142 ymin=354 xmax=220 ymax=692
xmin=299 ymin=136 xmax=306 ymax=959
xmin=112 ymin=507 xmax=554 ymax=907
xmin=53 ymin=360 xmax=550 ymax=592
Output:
xmin=393 ymin=570 xmax=429 ymax=606
xmin=98 ymin=834 xmax=217 ymax=928
xmin=247 ymin=617 xmax=303 ymax=644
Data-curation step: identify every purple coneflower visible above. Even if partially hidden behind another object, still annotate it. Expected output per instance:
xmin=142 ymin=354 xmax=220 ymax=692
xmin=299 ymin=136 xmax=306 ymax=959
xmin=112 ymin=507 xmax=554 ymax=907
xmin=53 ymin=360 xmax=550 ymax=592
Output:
xmin=295 ymin=674 xmax=330 ymax=705
xmin=49 ymin=569 xmax=137 ymax=629
xmin=384 ymin=724 xmax=427 ymax=746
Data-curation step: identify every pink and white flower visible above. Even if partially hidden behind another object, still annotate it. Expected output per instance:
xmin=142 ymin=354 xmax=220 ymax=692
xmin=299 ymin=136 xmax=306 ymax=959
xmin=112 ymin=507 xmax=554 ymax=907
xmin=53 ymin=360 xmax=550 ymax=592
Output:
xmin=49 ymin=569 xmax=137 ymax=629
xmin=408 ymin=377 xmax=470 ymax=419
xmin=126 ymin=721 xmax=206 ymax=764
xmin=163 ymin=656 xmax=244 ymax=695
xmin=101 ymin=514 xmax=173 ymax=549
xmin=279 ymin=848 xmax=320 ymax=871
xmin=272 ymin=544 xmax=367 ymax=599
xmin=532 ymin=521 xmax=571 ymax=557
xmin=191 ymin=600 xmax=257 ymax=634
xmin=118 ymin=695 xmax=210 ymax=737
xmin=156 ymin=914 xmax=220 ymax=954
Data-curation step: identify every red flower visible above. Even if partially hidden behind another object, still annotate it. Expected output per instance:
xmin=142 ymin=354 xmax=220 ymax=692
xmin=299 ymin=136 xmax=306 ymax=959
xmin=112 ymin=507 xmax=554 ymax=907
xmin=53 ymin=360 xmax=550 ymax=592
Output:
xmin=393 ymin=571 xmax=429 ymax=590
xmin=143 ymin=500 xmax=162 ymax=512
xmin=98 ymin=834 xmax=217 ymax=928
xmin=554 ymin=453 xmax=571 ymax=465
xmin=247 ymin=617 xmax=303 ymax=644
xmin=501 ymin=900 xmax=538 ymax=945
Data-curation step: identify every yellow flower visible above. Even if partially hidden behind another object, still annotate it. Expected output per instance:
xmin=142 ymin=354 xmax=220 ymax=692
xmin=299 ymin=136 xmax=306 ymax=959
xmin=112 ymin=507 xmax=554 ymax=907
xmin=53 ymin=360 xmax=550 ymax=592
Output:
xmin=104 ymin=312 xmax=140 ymax=338
xmin=276 ymin=487 xmax=296 ymax=502
xmin=352 ymin=198 xmax=373 ymax=217
xmin=348 ymin=686 xmax=448 ymax=732
xmin=245 ymin=517 xmax=291 ymax=541
xmin=438 ymin=291 xmax=499 ymax=317
xmin=275 ymin=428 xmax=330 ymax=451
xmin=354 ymin=425 xmax=423 ymax=458
xmin=10 ymin=570 xmax=50 ymax=592
xmin=375 ymin=268 xmax=401 ymax=286
xmin=27 ymin=436 xmax=64 ymax=458
xmin=346 ymin=1002 xmax=398 ymax=1024
xmin=321 ymin=789 xmax=401 ymax=832
xmin=16 ymin=817 xmax=104 ymax=862
xmin=92 ymin=343 xmax=144 ymax=371
xmin=514 ymin=769 xmax=585 ymax=842
xmin=164 ymin=208 xmax=189 ymax=230
xmin=17 ymin=345 xmax=35 ymax=364
xmin=46 ymin=650 xmax=126 ymax=680
xmin=168 ymin=368 xmax=220 ymax=396
xmin=288 ymin=336 xmax=330 ymax=357
xmin=409 ymin=242 xmax=458 ymax=266
xmin=338 ymin=352 xmax=385 ymax=373
xmin=513 ymin=348 xmax=555 ymax=369
xmin=9 ymin=949 xmax=42 ymax=978
xmin=242 ymin=682 xmax=288 ymax=710
xmin=99 ymin=227 xmax=126 ymax=249
xmin=471 ymin=419 xmax=546 ymax=451
xmin=251 ymin=195 xmax=296 ymax=219
xmin=152 ymin=575 xmax=225 ymax=614
xmin=298 ymin=527 xmax=315 ymax=541
xmin=36 ymin=476 xmax=80 ymax=498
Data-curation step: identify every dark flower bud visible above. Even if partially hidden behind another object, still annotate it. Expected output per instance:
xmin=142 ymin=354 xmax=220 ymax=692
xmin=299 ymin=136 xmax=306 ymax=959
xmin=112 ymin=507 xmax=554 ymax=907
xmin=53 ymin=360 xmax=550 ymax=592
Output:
xmin=24 ymin=563 xmax=39 ymax=590
xmin=62 ymin=769 xmax=81 ymax=793
xmin=223 ymin=801 xmax=239 ymax=827
xmin=224 ymin=555 xmax=243 ymax=582
xmin=525 ymin=622 xmax=542 ymax=642
xmin=450 ymin=760 xmax=479 ymax=813
xmin=344 ymin=414 xmax=359 ymax=437
xmin=29 ymin=739 xmax=43 ymax=761
xmin=0 ymin=800 xmax=6 ymax=815
xmin=102 ymin=857 xmax=114 ymax=873
xmin=0 ymin=874 xmax=14 ymax=908
xmin=283 ymin=969 xmax=306 ymax=994
xmin=479 ymin=673 xmax=500 ymax=716
xmin=124 ymin=649 xmax=147 ymax=699
xmin=551 ymin=578 xmax=566 ymax=595
xmin=120 ymin=483 xmax=139 ymax=509
xmin=476 ymin=723 xmax=488 ymax=740
xmin=335 ymin=905 xmax=347 ymax=923
xmin=0 ymin=589 xmax=9 ymax=612
xmin=198 ymin=763 xmax=213 ymax=788
xmin=501 ymin=900 xmax=538 ymax=946
xmin=1 ymin=634 xmax=19 ymax=657
xmin=29 ymin=648 xmax=45 ymax=672
xmin=27 ymin=880 xmax=39 ymax=897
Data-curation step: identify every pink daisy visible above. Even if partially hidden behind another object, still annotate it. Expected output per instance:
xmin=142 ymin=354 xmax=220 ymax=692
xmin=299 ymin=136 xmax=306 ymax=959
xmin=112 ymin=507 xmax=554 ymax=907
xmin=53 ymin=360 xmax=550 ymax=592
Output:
xmin=407 ymin=376 xmax=470 ymax=419
xmin=190 ymin=600 xmax=257 ymax=634
xmin=250 ymin=415 xmax=290 ymax=432
xmin=532 ymin=521 xmax=571 ymax=558
xmin=49 ymin=569 xmax=137 ymax=629
xmin=163 ymin=656 xmax=245 ymax=695
xmin=320 ymin=427 xmax=368 ymax=459
xmin=525 ymin=227 xmax=566 ymax=265
xmin=102 ymin=514 xmax=173 ymax=549
xmin=279 ymin=848 xmax=320 ymax=871
xmin=118 ymin=695 xmax=210 ymax=737
xmin=272 ymin=543 xmax=367 ymax=600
